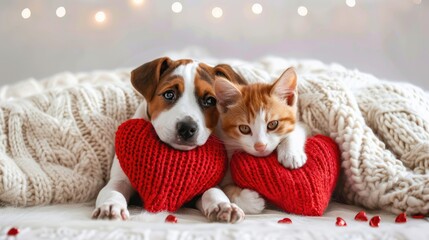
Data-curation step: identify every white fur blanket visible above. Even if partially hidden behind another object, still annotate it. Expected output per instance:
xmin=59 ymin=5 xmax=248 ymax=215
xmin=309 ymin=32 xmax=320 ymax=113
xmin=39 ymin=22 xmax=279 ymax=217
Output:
xmin=0 ymin=57 xmax=428 ymax=215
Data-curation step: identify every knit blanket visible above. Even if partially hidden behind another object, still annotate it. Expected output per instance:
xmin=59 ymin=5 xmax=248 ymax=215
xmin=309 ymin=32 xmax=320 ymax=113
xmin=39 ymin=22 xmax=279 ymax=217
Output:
xmin=0 ymin=71 xmax=142 ymax=206
xmin=0 ymin=57 xmax=428 ymax=215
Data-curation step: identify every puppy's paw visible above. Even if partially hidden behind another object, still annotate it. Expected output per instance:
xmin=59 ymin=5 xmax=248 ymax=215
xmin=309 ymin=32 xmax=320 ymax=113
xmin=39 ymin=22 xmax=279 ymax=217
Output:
xmin=234 ymin=189 xmax=265 ymax=214
xmin=92 ymin=202 xmax=130 ymax=220
xmin=277 ymin=148 xmax=307 ymax=169
xmin=207 ymin=202 xmax=245 ymax=224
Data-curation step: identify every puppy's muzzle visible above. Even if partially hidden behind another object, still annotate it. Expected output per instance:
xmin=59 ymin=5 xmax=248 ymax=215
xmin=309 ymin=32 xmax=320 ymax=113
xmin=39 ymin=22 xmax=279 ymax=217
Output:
xmin=176 ymin=117 xmax=199 ymax=142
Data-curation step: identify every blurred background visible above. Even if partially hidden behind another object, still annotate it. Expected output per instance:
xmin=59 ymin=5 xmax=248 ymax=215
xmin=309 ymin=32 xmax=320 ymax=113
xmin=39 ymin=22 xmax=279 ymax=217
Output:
xmin=0 ymin=0 xmax=428 ymax=89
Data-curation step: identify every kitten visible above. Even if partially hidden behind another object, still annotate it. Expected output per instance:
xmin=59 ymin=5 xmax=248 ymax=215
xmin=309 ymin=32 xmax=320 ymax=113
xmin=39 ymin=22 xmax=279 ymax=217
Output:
xmin=214 ymin=67 xmax=308 ymax=214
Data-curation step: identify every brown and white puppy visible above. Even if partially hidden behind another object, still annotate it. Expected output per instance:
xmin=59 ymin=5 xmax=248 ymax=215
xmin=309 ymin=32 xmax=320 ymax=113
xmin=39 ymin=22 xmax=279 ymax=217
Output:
xmin=92 ymin=57 xmax=246 ymax=223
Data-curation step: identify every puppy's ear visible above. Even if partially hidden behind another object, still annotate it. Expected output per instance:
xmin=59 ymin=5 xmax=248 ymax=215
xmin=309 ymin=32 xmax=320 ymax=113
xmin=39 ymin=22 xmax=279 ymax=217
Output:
xmin=131 ymin=57 xmax=173 ymax=100
xmin=270 ymin=67 xmax=297 ymax=106
xmin=213 ymin=64 xmax=246 ymax=85
xmin=214 ymin=78 xmax=241 ymax=112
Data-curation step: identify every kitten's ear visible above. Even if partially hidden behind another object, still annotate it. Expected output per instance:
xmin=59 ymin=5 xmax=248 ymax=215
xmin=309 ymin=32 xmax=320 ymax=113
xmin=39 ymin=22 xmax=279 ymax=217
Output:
xmin=271 ymin=67 xmax=297 ymax=106
xmin=214 ymin=78 xmax=241 ymax=111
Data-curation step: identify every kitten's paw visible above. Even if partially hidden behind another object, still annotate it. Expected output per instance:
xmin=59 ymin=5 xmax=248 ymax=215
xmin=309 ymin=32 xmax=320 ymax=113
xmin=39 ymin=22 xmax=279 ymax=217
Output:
xmin=92 ymin=202 xmax=130 ymax=220
xmin=234 ymin=189 xmax=265 ymax=214
xmin=277 ymin=148 xmax=307 ymax=169
xmin=206 ymin=202 xmax=245 ymax=223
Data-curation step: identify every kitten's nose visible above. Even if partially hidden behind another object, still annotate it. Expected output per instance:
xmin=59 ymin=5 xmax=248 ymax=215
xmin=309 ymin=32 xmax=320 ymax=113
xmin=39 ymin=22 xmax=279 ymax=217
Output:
xmin=254 ymin=142 xmax=267 ymax=153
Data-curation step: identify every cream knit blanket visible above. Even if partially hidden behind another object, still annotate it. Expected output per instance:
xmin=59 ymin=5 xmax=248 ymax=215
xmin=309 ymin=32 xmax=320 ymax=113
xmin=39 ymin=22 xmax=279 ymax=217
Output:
xmin=0 ymin=58 xmax=428 ymax=215
xmin=0 ymin=71 xmax=142 ymax=206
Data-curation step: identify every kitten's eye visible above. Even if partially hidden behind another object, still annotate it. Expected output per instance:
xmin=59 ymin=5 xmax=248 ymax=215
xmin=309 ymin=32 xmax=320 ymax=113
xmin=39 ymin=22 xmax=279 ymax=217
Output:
xmin=267 ymin=120 xmax=279 ymax=130
xmin=202 ymin=96 xmax=217 ymax=107
xmin=163 ymin=90 xmax=176 ymax=101
xmin=239 ymin=125 xmax=251 ymax=135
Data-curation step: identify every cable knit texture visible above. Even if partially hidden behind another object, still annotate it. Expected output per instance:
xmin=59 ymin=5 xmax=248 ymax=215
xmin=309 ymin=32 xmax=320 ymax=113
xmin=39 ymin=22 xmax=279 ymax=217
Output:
xmin=0 ymin=56 xmax=428 ymax=215
xmin=0 ymin=70 xmax=141 ymax=206
xmin=115 ymin=119 xmax=227 ymax=212
xmin=231 ymin=135 xmax=340 ymax=216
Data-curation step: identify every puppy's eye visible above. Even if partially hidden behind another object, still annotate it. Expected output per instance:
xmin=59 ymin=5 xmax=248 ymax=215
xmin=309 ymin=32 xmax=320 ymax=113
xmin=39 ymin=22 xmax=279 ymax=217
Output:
xmin=163 ymin=90 xmax=176 ymax=101
xmin=215 ymin=71 xmax=227 ymax=78
xmin=267 ymin=120 xmax=278 ymax=130
xmin=202 ymin=96 xmax=217 ymax=107
xmin=239 ymin=125 xmax=251 ymax=135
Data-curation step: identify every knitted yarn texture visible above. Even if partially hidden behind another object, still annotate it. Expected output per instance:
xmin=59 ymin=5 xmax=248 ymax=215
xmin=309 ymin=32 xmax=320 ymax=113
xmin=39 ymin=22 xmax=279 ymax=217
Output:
xmin=231 ymin=135 xmax=340 ymax=216
xmin=115 ymin=119 xmax=227 ymax=212
xmin=0 ymin=70 xmax=141 ymax=206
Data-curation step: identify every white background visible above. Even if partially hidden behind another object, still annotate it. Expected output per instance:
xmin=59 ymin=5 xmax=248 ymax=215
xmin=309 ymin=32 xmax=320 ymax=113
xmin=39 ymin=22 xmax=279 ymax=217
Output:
xmin=0 ymin=0 xmax=428 ymax=89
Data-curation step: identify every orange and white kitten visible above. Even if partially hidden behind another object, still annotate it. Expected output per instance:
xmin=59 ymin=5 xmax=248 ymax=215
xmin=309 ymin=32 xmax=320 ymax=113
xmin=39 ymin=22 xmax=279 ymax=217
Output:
xmin=214 ymin=67 xmax=308 ymax=214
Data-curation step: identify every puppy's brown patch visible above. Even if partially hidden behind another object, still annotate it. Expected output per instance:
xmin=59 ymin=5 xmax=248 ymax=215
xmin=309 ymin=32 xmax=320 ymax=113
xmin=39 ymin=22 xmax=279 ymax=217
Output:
xmin=148 ymin=76 xmax=185 ymax=120
xmin=195 ymin=64 xmax=218 ymax=132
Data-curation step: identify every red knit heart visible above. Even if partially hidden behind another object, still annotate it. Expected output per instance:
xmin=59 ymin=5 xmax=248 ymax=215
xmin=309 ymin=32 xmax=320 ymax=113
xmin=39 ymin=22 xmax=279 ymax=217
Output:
xmin=115 ymin=119 xmax=227 ymax=212
xmin=231 ymin=135 xmax=340 ymax=216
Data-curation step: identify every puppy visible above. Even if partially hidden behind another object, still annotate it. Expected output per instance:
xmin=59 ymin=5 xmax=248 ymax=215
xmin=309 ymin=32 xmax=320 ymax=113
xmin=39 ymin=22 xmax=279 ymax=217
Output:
xmin=92 ymin=57 xmax=245 ymax=222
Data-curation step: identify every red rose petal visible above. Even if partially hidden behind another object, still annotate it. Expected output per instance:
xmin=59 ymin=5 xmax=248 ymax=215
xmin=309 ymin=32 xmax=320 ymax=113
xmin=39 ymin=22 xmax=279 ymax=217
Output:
xmin=165 ymin=214 xmax=178 ymax=223
xmin=369 ymin=216 xmax=381 ymax=227
xmin=354 ymin=211 xmax=368 ymax=221
xmin=336 ymin=217 xmax=347 ymax=226
xmin=7 ymin=227 xmax=19 ymax=236
xmin=412 ymin=214 xmax=425 ymax=219
xmin=278 ymin=218 xmax=292 ymax=224
xmin=395 ymin=213 xmax=407 ymax=223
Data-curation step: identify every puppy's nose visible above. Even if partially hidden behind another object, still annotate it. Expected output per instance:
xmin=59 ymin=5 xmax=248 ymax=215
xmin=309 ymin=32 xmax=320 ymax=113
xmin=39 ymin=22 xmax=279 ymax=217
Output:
xmin=177 ymin=120 xmax=198 ymax=140
xmin=254 ymin=142 xmax=267 ymax=153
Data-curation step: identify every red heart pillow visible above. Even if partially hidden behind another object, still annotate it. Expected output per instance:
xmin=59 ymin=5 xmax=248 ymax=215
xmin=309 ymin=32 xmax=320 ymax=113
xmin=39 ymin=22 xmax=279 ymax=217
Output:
xmin=230 ymin=135 xmax=340 ymax=216
xmin=115 ymin=119 xmax=227 ymax=212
